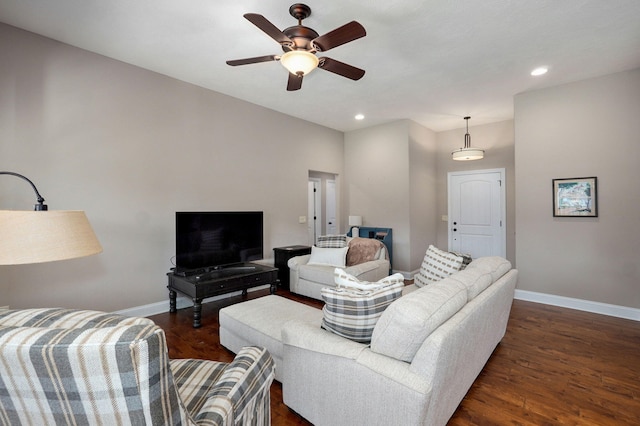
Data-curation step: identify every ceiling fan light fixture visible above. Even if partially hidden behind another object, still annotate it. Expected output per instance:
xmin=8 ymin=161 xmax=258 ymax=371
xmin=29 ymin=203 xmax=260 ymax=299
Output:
xmin=280 ymin=50 xmax=319 ymax=76
xmin=451 ymin=116 xmax=484 ymax=161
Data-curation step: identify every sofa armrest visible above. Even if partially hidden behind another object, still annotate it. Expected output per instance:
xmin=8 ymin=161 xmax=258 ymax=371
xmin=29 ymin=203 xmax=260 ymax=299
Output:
xmin=0 ymin=308 xmax=153 ymax=329
xmin=345 ymin=258 xmax=391 ymax=278
xmin=194 ymin=346 xmax=275 ymax=426
xmin=282 ymin=320 xmax=367 ymax=360
xmin=287 ymin=254 xmax=311 ymax=271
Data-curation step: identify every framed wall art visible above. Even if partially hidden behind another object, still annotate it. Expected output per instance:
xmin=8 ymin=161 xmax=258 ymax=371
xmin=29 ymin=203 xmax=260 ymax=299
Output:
xmin=552 ymin=177 xmax=598 ymax=217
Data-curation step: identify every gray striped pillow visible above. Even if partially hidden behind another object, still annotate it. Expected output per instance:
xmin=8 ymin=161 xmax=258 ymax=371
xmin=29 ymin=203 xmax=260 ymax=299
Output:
xmin=414 ymin=245 xmax=464 ymax=288
xmin=316 ymin=235 xmax=347 ymax=248
xmin=321 ymin=281 xmax=404 ymax=343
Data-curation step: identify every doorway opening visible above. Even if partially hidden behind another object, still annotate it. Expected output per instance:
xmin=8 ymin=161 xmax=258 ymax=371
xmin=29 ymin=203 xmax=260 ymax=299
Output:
xmin=308 ymin=171 xmax=338 ymax=245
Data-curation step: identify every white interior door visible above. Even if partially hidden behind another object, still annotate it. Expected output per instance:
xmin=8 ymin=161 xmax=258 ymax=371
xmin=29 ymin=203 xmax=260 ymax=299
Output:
xmin=308 ymin=178 xmax=322 ymax=244
xmin=326 ymin=179 xmax=337 ymax=235
xmin=448 ymin=169 xmax=505 ymax=258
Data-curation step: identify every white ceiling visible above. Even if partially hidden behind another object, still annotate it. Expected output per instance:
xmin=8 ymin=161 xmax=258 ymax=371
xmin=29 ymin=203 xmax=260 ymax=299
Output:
xmin=1 ymin=0 xmax=639 ymax=132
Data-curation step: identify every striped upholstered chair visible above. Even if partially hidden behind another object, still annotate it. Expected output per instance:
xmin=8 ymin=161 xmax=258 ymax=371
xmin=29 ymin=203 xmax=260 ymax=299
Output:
xmin=0 ymin=308 xmax=275 ymax=425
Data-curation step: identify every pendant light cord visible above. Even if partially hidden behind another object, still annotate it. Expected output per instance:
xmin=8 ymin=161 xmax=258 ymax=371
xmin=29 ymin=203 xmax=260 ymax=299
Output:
xmin=464 ymin=116 xmax=471 ymax=149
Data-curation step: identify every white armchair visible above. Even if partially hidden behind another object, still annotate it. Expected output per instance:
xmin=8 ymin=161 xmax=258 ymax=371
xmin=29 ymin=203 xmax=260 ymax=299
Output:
xmin=288 ymin=237 xmax=390 ymax=300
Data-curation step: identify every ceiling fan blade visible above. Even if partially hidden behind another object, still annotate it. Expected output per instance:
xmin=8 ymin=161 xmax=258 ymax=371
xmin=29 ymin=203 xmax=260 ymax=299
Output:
xmin=318 ymin=57 xmax=365 ymax=80
xmin=244 ymin=13 xmax=294 ymax=47
xmin=226 ymin=55 xmax=278 ymax=66
xmin=312 ymin=21 xmax=366 ymax=52
xmin=287 ymin=73 xmax=303 ymax=91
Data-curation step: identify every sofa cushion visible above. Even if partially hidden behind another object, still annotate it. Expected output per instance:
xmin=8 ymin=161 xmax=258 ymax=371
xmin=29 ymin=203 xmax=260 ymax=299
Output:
xmin=316 ymin=235 xmax=348 ymax=248
xmin=307 ymin=246 xmax=348 ymax=267
xmin=370 ymin=279 xmax=467 ymax=362
xmin=447 ymin=268 xmax=493 ymax=300
xmin=465 ymin=256 xmax=512 ymax=282
xmin=298 ymin=262 xmax=337 ymax=284
xmin=414 ymin=245 xmax=464 ymax=288
xmin=298 ymin=257 xmax=386 ymax=286
xmin=321 ymin=281 xmax=404 ymax=344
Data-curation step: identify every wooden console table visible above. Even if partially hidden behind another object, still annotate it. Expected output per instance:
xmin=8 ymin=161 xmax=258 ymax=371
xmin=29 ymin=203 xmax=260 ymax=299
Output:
xmin=167 ymin=262 xmax=279 ymax=328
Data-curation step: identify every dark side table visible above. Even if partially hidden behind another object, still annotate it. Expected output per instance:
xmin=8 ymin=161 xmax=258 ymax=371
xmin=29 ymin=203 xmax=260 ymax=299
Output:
xmin=273 ymin=245 xmax=312 ymax=290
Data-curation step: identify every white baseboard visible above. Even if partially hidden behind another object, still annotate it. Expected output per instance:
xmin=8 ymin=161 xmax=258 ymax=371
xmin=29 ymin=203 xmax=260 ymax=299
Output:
xmin=114 ymin=285 xmax=271 ymax=318
xmin=514 ymin=289 xmax=640 ymax=321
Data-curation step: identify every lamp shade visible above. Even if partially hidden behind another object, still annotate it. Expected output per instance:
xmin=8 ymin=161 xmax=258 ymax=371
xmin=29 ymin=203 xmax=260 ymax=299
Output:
xmin=280 ymin=50 xmax=319 ymax=76
xmin=451 ymin=148 xmax=485 ymax=161
xmin=348 ymin=216 xmax=362 ymax=227
xmin=0 ymin=210 xmax=103 ymax=265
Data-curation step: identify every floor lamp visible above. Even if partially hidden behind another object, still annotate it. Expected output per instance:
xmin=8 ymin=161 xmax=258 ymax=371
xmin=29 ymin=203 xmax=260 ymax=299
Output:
xmin=0 ymin=172 xmax=102 ymax=265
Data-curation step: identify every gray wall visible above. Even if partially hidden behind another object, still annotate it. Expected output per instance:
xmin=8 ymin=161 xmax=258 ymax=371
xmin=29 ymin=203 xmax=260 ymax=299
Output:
xmin=0 ymin=24 xmax=344 ymax=311
xmin=344 ymin=120 xmax=437 ymax=274
xmin=514 ymin=69 xmax=640 ymax=309
xmin=409 ymin=121 xmax=438 ymax=272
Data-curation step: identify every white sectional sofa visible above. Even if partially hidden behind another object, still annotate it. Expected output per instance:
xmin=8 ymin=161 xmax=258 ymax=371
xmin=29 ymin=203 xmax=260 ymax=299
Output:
xmin=219 ymin=256 xmax=517 ymax=426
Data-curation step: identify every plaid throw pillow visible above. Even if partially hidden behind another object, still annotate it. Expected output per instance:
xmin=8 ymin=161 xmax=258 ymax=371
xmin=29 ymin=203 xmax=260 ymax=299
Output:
xmin=414 ymin=245 xmax=464 ymax=288
xmin=321 ymin=279 xmax=404 ymax=343
xmin=316 ymin=235 xmax=347 ymax=248
xmin=334 ymin=268 xmax=404 ymax=291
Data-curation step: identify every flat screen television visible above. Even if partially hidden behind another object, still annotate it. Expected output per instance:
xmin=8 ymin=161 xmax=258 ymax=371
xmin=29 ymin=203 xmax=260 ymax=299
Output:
xmin=175 ymin=211 xmax=263 ymax=272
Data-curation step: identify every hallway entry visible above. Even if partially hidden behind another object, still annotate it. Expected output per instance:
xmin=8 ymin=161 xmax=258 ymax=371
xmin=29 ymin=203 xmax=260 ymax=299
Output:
xmin=308 ymin=172 xmax=338 ymax=245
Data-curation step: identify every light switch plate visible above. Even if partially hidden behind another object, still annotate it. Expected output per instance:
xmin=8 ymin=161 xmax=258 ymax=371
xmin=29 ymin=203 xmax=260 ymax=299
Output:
xmin=299 ymin=216 xmax=307 ymax=224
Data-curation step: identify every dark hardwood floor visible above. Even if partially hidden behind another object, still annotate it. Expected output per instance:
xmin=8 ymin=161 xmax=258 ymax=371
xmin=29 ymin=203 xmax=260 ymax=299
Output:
xmin=149 ymin=288 xmax=640 ymax=425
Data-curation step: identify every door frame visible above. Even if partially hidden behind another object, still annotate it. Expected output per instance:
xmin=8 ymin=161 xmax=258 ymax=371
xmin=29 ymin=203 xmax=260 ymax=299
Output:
xmin=308 ymin=178 xmax=322 ymax=244
xmin=325 ymin=179 xmax=337 ymax=235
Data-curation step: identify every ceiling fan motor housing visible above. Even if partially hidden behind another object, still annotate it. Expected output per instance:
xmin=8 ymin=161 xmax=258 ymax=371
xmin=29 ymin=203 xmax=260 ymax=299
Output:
xmin=282 ymin=26 xmax=319 ymax=51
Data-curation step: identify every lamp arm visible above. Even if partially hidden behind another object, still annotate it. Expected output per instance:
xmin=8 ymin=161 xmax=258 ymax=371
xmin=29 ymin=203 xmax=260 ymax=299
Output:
xmin=0 ymin=171 xmax=48 ymax=211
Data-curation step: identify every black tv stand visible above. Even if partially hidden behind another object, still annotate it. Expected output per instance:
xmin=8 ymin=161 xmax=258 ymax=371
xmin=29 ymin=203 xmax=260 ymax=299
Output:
xmin=167 ymin=262 xmax=279 ymax=328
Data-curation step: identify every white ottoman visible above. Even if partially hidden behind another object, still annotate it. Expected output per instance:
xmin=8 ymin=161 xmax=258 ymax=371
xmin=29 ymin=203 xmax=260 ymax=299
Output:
xmin=219 ymin=295 xmax=323 ymax=382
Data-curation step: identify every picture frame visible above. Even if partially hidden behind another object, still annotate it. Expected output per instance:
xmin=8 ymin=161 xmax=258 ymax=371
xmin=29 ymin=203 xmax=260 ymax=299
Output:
xmin=552 ymin=177 xmax=598 ymax=217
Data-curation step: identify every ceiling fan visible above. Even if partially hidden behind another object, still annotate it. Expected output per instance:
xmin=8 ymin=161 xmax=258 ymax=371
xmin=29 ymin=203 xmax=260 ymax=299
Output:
xmin=226 ymin=3 xmax=366 ymax=91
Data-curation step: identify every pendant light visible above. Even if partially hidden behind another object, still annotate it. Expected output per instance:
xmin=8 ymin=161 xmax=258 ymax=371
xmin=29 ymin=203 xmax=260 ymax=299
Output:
xmin=451 ymin=116 xmax=484 ymax=161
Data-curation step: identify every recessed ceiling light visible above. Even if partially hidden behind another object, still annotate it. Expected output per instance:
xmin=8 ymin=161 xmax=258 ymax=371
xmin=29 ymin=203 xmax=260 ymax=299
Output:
xmin=531 ymin=67 xmax=548 ymax=76
xmin=355 ymin=114 xmax=365 ymax=120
